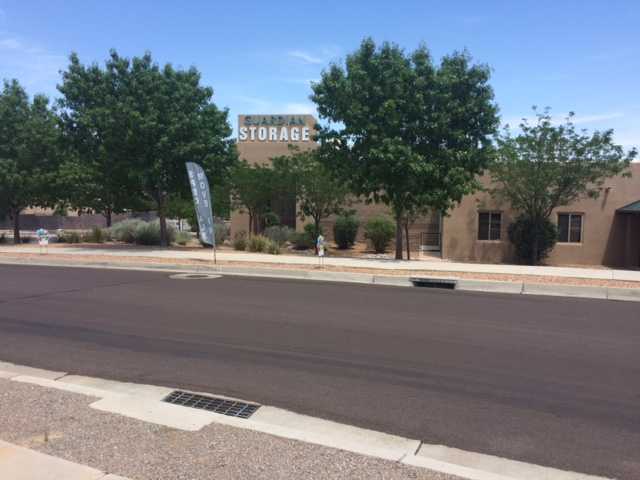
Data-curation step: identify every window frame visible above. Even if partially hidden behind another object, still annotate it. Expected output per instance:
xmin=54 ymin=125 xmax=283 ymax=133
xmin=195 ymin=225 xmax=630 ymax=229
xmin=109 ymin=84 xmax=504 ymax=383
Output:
xmin=557 ymin=212 xmax=584 ymax=244
xmin=477 ymin=211 xmax=503 ymax=242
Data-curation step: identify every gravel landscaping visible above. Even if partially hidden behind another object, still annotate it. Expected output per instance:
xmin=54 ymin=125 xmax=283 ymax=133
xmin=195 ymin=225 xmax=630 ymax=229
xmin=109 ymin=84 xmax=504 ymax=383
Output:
xmin=0 ymin=379 xmax=460 ymax=480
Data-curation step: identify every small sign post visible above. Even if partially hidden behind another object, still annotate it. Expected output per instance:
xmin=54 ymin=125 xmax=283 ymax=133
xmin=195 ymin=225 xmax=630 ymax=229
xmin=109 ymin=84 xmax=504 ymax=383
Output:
xmin=185 ymin=162 xmax=216 ymax=264
xmin=36 ymin=228 xmax=49 ymax=255
xmin=316 ymin=233 xmax=325 ymax=268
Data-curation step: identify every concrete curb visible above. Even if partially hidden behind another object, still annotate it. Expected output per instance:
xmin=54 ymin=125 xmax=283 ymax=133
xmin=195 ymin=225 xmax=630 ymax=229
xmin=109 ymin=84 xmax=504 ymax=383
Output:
xmin=1 ymin=257 xmax=639 ymax=302
xmin=0 ymin=361 xmax=613 ymax=480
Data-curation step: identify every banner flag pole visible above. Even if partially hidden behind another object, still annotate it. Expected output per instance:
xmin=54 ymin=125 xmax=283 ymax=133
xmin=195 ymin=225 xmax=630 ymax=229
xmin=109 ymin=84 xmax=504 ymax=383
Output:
xmin=185 ymin=162 xmax=216 ymax=264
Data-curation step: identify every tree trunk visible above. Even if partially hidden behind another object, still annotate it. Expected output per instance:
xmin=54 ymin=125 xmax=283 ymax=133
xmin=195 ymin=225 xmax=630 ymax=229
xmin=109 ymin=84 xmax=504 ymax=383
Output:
xmin=395 ymin=215 xmax=403 ymax=260
xmin=157 ymin=195 xmax=168 ymax=247
xmin=404 ymin=220 xmax=410 ymax=261
xmin=531 ymin=227 xmax=539 ymax=265
xmin=248 ymin=213 xmax=253 ymax=236
xmin=12 ymin=208 xmax=21 ymax=244
xmin=104 ymin=208 xmax=112 ymax=228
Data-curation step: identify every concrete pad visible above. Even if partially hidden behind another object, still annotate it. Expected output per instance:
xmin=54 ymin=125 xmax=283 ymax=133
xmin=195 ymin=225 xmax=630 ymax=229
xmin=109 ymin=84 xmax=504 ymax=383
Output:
xmin=11 ymin=375 xmax=114 ymax=399
xmin=372 ymin=275 xmax=413 ymax=287
xmin=0 ymin=361 xmax=66 ymax=380
xmin=406 ymin=443 xmax=611 ymax=480
xmin=60 ymin=375 xmax=172 ymax=399
xmin=607 ymin=287 xmax=640 ymax=302
xmin=522 ymin=283 xmax=608 ymax=299
xmin=0 ymin=440 xmax=104 ymax=480
xmin=250 ymin=406 xmax=419 ymax=461
xmin=456 ymin=279 xmax=524 ymax=294
xmin=90 ymin=395 xmax=217 ymax=431
xmin=307 ymin=270 xmax=374 ymax=284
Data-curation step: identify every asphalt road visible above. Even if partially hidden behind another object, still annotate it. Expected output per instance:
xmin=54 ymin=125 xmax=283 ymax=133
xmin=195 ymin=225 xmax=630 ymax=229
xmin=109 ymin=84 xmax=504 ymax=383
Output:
xmin=0 ymin=264 xmax=638 ymax=479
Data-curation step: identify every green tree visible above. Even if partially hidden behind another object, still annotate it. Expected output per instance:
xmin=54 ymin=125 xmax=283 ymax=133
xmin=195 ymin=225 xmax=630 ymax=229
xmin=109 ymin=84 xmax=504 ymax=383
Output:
xmin=491 ymin=108 xmax=637 ymax=264
xmin=0 ymin=80 xmax=60 ymax=243
xmin=57 ymin=53 xmax=145 ymax=226
xmin=59 ymin=51 xmax=236 ymax=245
xmin=272 ymin=147 xmax=349 ymax=247
xmin=231 ymin=160 xmax=277 ymax=235
xmin=311 ymin=38 xmax=499 ymax=259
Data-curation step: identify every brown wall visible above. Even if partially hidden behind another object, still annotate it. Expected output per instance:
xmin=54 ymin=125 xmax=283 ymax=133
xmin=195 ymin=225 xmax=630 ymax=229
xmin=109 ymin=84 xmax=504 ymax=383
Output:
xmin=231 ymin=114 xmax=318 ymax=236
xmin=443 ymin=163 xmax=640 ymax=267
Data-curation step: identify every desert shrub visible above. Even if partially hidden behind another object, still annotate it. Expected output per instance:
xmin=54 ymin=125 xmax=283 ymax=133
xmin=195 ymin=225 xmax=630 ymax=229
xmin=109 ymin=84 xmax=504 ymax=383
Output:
xmin=263 ymin=225 xmax=293 ymax=246
xmin=265 ymin=238 xmax=281 ymax=255
xmin=108 ymin=219 xmax=144 ymax=243
xmin=233 ymin=231 xmax=247 ymax=250
xmin=214 ymin=219 xmax=230 ymax=245
xmin=304 ymin=223 xmax=323 ymax=242
xmin=289 ymin=231 xmax=314 ymax=250
xmin=133 ymin=220 xmax=176 ymax=246
xmin=247 ymin=234 xmax=269 ymax=253
xmin=508 ymin=215 xmax=558 ymax=264
xmin=174 ymin=231 xmax=191 ymax=246
xmin=262 ymin=211 xmax=280 ymax=228
xmin=364 ymin=216 xmax=395 ymax=253
xmin=333 ymin=214 xmax=359 ymax=249
xmin=82 ymin=226 xmax=106 ymax=243
xmin=58 ymin=230 xmax=81 ymax=243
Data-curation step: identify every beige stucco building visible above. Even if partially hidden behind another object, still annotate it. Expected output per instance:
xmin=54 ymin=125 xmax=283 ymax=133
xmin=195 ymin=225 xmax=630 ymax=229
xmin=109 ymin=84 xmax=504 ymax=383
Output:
xmin=232 ymin=114 xmax=640 ymax=269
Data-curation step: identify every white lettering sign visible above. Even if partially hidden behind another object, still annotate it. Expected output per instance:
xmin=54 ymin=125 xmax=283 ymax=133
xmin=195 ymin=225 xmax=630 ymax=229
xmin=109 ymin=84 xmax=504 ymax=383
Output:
xmin=238 ymin=115 xmax=313 ymax=143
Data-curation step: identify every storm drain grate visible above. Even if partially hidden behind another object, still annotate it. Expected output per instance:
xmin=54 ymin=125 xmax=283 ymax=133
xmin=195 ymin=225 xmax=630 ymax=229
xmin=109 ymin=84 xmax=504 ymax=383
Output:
xmin=410 ymin=277 xmax=457 ymax=289
xmin=163 ymin=390 xmax=260 ymax=419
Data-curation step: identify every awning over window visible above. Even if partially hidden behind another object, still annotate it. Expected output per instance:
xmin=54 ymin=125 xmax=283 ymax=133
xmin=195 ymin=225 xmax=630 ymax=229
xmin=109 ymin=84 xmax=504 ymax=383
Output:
xmin=617 ymin=200 xmax=640 ymax=214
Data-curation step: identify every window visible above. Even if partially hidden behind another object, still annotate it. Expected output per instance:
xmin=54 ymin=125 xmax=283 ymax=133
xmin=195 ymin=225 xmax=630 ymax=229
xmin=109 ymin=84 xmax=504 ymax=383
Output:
xmin=478 ymin=212 xmax=502 ymax=241
xmin=558 ymin=213 xmax=583 ymax=243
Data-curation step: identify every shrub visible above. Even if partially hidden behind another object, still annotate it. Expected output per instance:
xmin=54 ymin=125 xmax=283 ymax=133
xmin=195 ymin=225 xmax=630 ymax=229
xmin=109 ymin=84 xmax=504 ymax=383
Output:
xmin=133 ymin=220 xmax=176 ymax=246
xmin=108 ymin=219 xmax=144 ymax=243
xmin=333 ymin=214 xmax=359 ymax=249
xmin=247 ymin=234 xmax=269 ymax=253
xmin=58 ymin=230 xmax=81 ymax=243
xmin=263 ymin=225 xmax=293 ymax=246
xmin=364 ymin=216 xmax=395 ymax=253
xmin=508 ymin=215 xmax=558 ymax=265
xmin=174 ymin=231 xmax=191 ymax=246
xmin=0 ymin=233 xmax=6 ymax=244
xmin=82 ymin=226 xmax=106 ymax=243
xmin=263 ymin=211 xmax=280 ymax=228
xmin=233 ymin=231 xmax=247 ymax=251
xmin=265 ymin=238 xmax=281 ymax=255
xmin=304 ymin=223 xmax=323 ymax=241
xmin=214 ymin=219 xmax=230 ymax=245
xmin=289 ymin=231 xmax=314 ymax=250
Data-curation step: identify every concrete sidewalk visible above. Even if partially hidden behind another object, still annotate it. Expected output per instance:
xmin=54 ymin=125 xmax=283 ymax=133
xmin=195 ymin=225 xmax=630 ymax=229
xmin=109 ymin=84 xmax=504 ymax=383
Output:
xmin=0 ymin=440 xmax=128 ymax=480
xmin=1 ymin=244 xmax=639 ymax=282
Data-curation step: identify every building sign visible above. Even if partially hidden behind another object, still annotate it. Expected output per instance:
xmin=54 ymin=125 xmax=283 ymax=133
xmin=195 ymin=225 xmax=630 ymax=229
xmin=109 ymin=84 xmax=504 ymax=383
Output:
xmin=239 ymin=115 xmax=312 ymax=143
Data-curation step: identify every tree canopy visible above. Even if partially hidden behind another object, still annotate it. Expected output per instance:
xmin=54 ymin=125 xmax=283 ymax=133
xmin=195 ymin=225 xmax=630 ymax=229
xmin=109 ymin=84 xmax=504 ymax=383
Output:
xmin=0 ymin=79 xmax=60 ymax=243
xmin=490 ymin=107 xmax=637 ymax=264
xmin=57 ymin=50 xmax=237 ymax=243
xmin=311 ymin=38 xmax=499 ymax=258
xmin=272 ymin=147 xmax=349 ymax=242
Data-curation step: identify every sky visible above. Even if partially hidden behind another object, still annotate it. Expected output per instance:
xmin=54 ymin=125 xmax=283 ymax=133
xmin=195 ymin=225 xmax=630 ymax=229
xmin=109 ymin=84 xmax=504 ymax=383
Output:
xmin=0 ymin=0 xmax=639 ymax=150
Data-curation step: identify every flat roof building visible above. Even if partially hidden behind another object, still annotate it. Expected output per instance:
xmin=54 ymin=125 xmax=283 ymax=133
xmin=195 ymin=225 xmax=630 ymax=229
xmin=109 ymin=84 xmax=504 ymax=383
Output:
xmin=235 ymin=114 xmax=640 ymax=269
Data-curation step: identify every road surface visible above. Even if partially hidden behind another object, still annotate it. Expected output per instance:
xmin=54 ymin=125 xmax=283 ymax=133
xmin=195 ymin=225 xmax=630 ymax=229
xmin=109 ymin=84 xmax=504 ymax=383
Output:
xmin=0 ymin=264 xmax=638 ymax=478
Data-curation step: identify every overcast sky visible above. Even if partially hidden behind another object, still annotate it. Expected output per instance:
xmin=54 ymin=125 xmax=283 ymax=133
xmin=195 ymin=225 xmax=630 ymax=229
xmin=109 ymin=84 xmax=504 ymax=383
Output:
xmin=0 ymin=0 xmax=638 ymax=150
